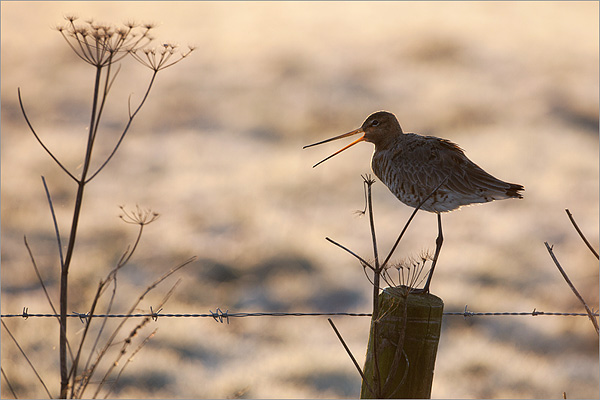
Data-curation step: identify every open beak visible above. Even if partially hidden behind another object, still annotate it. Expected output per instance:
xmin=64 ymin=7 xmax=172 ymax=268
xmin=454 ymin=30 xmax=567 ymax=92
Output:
xmin=303 ymin=128 xmax=366 ymax=168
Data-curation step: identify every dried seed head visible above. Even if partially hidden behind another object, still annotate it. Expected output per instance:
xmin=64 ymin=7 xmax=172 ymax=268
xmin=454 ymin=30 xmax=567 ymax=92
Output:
xmin=119 ymin=205 xmax=160 ymax=226
xmin=123 ymin=20 xmax=138 ymax=29
xmin=116 ymin=27 xmax=130 ymax=37
xmin=392 ymin=251 xmax=433 ymax=289
xmin=57 ymin=16 xmax=191 ymax=70
xmin=130 ymin=40 xmax=194 ymax=71
xmin=74 ymin=26 xmax=89 ymax=37
xmin=64 ymin=14 xmax=78 ymax=23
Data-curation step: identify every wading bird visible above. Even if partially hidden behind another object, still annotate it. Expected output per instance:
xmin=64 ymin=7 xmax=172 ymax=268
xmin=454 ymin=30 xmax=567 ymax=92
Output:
xmin=304 ymin=111 xmax=524 ymax=292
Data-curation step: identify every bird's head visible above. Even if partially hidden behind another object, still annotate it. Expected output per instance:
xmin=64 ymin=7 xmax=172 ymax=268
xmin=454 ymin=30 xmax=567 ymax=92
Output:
xmin=303 ymin=111 xmax=403 ymax=168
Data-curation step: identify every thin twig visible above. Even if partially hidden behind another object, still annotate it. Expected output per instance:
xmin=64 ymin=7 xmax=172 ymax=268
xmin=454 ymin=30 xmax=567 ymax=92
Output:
xmin=86 ymin=70 xmax=159 ymax=183
xmin=362 ymin=175 xmax=382 ymax=397
xmin=544 ymin=242 xmax=599 ymax=334
xmin=364 ymin=176 xmax=381 ymax=311
xmin=362 ymin=265 xmax=377 ymax=286
xmin=70 ymin=279 xmax=108 ymax=398
xmin=70 ymin=274 xmax=121 ymax=398
xmin=72 ymin=214 xmax=151 ymax=390
xmin=1 ymin=320 xmax=53 ymax=398
xmin=565 ymin=209 xmax=599 ymax=260
xmin=325 ymin=237 xmax=374 ymax=271
xmin=381 ymin=177 xmax=448 ymax=269
xmin=79 ymin=256 xmax=195 ymax=398
xmin=1 ymin=367 xmax=19 ymax=399
xmin=17 ymin=88 xmax=77 ymax=182
xmin=23 ymin=236 xmax=58 ymax=321
xmin=41 ymin=176 xmax=65 ymax=268
xmin=104 ymin=328 xmax=158 ymax=399
xmin=380 ymin=268 xmax=397 ymax=288
xmin=24 ymin=235 xmax=76 ymax=364
xmin=328 ymin=318 xmax=375 ymax=397
xmin=103 ymin=280 xmax=181 ymax=398
xmin=94 ymin=279 xmax=182 ymax=398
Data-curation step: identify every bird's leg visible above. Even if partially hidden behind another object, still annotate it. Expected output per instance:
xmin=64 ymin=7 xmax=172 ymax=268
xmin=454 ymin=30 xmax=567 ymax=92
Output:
xmin=422 ymin=213 xmax=443 ymax=293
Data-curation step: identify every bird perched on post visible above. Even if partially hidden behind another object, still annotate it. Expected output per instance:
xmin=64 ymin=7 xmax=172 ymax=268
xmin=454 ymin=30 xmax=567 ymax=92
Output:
xmin=304 ymin=111 xmax=524 ymax=292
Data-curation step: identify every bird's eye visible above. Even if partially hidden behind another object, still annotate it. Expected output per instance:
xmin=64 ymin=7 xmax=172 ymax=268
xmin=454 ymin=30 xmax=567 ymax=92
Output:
xmin=371 ymin=120 xmax=379 ymax=127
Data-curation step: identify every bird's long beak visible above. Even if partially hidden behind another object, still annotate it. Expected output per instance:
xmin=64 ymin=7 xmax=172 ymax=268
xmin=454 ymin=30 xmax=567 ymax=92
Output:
xmin=303 ymin=128 xmax=366 ymax=168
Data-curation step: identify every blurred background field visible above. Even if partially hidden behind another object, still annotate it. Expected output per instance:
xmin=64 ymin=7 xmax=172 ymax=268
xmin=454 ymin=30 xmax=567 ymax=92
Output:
xmin=1 ymin=1 xmax=598 ymax=398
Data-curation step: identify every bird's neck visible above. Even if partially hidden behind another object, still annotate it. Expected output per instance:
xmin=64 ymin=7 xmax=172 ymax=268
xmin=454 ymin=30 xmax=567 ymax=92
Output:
xmin=372 ymin=132 xmax=403 ymax=151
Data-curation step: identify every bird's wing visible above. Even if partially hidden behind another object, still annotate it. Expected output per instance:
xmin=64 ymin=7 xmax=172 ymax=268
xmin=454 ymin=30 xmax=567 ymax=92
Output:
xmin=392 ymin=135 xmax=512 ymax=197
xmin=432 ymin=137 xmax=517 ymax=196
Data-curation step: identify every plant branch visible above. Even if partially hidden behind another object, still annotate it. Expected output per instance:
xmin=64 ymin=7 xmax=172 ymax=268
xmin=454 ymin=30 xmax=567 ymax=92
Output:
xmin=23 ymin=236 xmax=58 ymax=320
xmin=41 ymin=176 xmax=64 ymax=268
xmin=1 ymin=320 xmax=53 ymax=398
xmin=78 ymin=256 xmax=195 ymax=398
xmin=364 ymin=176 xmax=381 ymax=316
xmin=565 ymin=209 xmax=599 ymax=260
xmin=71 ymin=220 xmax=149 ymax=398
xmin=88 ymin=59 xmax=114 ymax=146
xmin=544 ymin=242 xmax=599 ymax=334
xmin=381 ymin=177 xmax=448 ymax=269
xmin=1 ymin=367 xmax=19 ymax=399
xmin=328 ymin=318 xmax=376 ymax=397
xmin=23 ymin=235 xmax=76 ymax=366
xmin=17 ymin=88 xmax=77 ymax=182
xmin=364 ymin=175 xmax=382 ymax=397
xmin=86 ymin=70 xmax=159 ymax=183
xmin=325 ymin=237 xmax=374 ymax=271
xmin=58 ymin=63 xmax=105 ymax=399
xmin=104 ymin=328 xmax=158 ymax=399
xmin=100 ymin=280 xmax=181 ymax=398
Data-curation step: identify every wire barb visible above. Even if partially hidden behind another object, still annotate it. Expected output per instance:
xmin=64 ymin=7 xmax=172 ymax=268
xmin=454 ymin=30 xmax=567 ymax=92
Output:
xmin=210 ymin=308 xmax=230 ymax=324
xmin=150 ymin=306 xmax=162 ymax=321
xmin=72 ymin=311 xmax=90 ymax=324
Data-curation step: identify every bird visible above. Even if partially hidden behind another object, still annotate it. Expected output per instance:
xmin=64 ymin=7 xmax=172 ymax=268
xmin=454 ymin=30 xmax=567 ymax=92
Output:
xmin=304 ymin=111 xmax=524 ymax=292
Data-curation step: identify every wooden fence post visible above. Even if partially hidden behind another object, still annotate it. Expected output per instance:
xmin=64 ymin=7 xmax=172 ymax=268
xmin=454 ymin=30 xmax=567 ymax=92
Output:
xmin=360 ymin=286 xmax=444 ymax=398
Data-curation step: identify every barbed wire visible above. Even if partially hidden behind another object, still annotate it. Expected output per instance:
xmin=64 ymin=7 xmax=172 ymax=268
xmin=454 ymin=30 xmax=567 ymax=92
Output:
xmin=1 ymin=306 xmax=597 ymax=324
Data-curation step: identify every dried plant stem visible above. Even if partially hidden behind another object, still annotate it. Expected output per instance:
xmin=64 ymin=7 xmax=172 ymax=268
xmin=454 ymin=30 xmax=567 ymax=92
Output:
xmin=1 ymin=320 xmax=52 ymax=398
xmin=79 ymin=257 xmax=195 ymax=398
xmin=69 ymin=222 xmax=147 ymax=398
xmin=365 ymin=177 xmax=381 ymax=317
xmin=17 ymin=89 xmax=77 ymax=182
xmin=55 ymin=63 xmax=105 ymax=398
xmin=104 ymin=328 xmax=158 ymax=399
xmin=328 ymin=318 xmax=376 ymax=397
xmin=362 ymin=176 xmax=383 ymax=397
xmin=86 ymin=70 xmax=158 ymax=183
xmin=381 ymin=177 xmax=447 ymax=270
xmin=325 ymin=237 xmax=374 ymax=271
xmin=20 ymin=57 xmax=160 ymax=399
xmin=565 ymin=209 xmax=599 ymax=260
xmin=15 ymin=17 xmax=194 ymax=398
xmin=41 ymin=176 xmax=65 ymax=267
xmin=23 ymin=237 xmax=58 ymax=321
xmin=1 ymin=367 xmax=18 ymax=399
xmin=101 ymin=280 xmax=181 ymax=398
xmin=544 ymin=242 xmax=599 ymax=334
